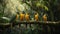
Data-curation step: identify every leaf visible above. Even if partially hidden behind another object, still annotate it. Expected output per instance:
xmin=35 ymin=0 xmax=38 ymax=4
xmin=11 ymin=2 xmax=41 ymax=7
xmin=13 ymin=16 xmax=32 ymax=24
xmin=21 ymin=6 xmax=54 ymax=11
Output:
xmin=44 ymin=6 xmax=48 ymax=11
xmin=36 ymin=2 xmax=41 ymax=7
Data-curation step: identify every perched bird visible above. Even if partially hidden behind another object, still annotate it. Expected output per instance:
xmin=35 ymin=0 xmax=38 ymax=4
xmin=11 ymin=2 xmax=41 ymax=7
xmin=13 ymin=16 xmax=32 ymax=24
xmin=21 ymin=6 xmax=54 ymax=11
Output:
xmin=43 ymin=14 xmax=47 ymax=21
xmin=20 ymin=12 xmax=25 ymax=21
xmin=34 ymin=12 xmax=39 ymax=21
xmin=25 ymin=13 xmax=30 ymax=21
xmin=16 ymin=14 xmax=19 ymax=20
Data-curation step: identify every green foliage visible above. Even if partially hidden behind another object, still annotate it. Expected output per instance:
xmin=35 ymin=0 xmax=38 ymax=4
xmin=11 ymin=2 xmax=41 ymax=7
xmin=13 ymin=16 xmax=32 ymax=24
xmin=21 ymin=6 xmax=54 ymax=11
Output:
xmin=0 ymin=0 xmax=59 ymax=23
xmin=36 ymin=0 xmax=49 ymax=11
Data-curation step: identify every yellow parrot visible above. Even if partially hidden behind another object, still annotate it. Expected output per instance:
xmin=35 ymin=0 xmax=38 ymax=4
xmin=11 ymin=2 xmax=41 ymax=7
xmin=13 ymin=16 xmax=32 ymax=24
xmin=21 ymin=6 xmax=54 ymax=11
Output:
xmin=34 ymin=12 xmax=39 ymax=21
xmin=20 ymin=12 xmax=25 ymax=21
xmin=16 ymin=14 xmax=19 ymax=20
xmin=43 ymin=14 xmax=47 ymax=21
xmin=25 ymin=13 xmax=30 ymax=21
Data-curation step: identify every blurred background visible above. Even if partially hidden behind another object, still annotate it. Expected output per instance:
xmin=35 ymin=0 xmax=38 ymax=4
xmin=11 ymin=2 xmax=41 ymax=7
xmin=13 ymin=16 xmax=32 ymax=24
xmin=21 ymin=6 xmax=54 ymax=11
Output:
xmin=0 ymin=0 xmax=60 ymax=34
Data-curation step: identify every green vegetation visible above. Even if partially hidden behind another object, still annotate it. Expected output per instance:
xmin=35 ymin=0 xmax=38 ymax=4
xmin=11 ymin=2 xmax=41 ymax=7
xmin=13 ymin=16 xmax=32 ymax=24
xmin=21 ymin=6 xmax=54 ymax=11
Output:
xmin=0 ymin=0 xmax=60 ymax=22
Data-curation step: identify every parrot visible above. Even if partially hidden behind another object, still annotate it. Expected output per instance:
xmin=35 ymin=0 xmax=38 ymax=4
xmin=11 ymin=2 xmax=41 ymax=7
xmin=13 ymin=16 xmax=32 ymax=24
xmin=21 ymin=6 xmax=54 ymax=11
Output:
xmin=16 ymin=14 xmax=19 ymax=20
xmin=34 ymin=12 xmax=39 ymax=21
xmin=25 ymin=13 xmax=30 ymax=21
xmin=20 ymin=12 xmax=25 ymax=21
xmin=43 ymin=14 xmax=47 ymax=21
